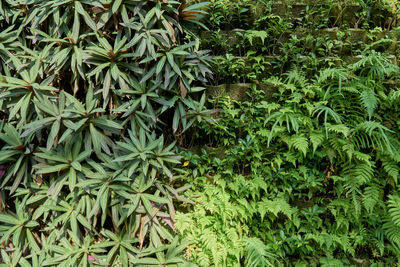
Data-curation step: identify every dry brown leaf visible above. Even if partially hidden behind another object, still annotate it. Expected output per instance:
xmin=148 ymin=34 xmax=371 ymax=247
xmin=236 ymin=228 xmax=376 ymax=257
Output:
xmin=138 ymin=214 xmax=146 ymax=250
xmin=73 ymin=79 xmax=79 ymax=95
xmin=92 ymin=7 xmax=103 ymax=14
xmin=35 ymin=174 xmax=43 ymax=187
xmin=168 ymin=21 xmax=176 ymax=44
xmin=179 ymin=79 xmax=187 ymax=98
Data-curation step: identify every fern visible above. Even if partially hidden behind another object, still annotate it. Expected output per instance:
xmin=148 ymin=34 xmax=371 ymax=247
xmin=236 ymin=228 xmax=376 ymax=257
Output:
xmin=319 ymin=257 xmax=347 ymax=267
xmin=309 ymin=130 xmax=325 ymax=153
xmin=389 ymin=90 xmax=400 ymax=102
xmin=350 ymin=51 xmax=399 ymax=79
xmin=313 ymin=105 xmax=342 ymax=124
xmin=244 ymin=237 xmax=275 ymax=267
xmin=387 ymin=195 xmax=400 ymax=227
xmin=353 ymin=151 xmax=372 ymax=163
xmin=359 ymin=89 xmax=377 ymax=119
xmin=197 ymin=251 xmax=211 ymax=267
xmin=178 ymin=26 xmax=400 ymax=264
xmin=363 ymin=183 xmax=380 ymax=213
xmin=258 ymin=197 xmax=295 ymax=220
xmin=353 ymin=121 xmax=394 ymax=154
xmin=288 ymin=134 xmax=309 ymax=156
xmin=199 ymin=229 xmax=219 ymax=263
xmin=264 ymin=109 xmax=300 ymax=146
xmin=381 ymin=195 xmax=400 ymax=247
xmin=244 ymin=30 xmax=269 ymax=45
xmin=326 ymin=123 xmax=350 ymax=137
xmin=383 ymin=219 xmax=400 ymax=247
xmin=344 ymin=162 xmax=374 ymax=186
xmin=285 ymin=69 xmax=308 ymax=88
xmin=318 ymin=67 xmax=350 ymax=94
xmin=382 ymin=158 xmax=400 ymax=185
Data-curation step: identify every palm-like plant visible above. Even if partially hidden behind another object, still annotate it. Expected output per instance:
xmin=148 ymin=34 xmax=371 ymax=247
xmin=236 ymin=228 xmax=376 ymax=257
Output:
xmin=0 ymin=198 xmax=40 ymax=253
xmin=34 ymin=137 xmax=92 ymax=195
xmin=115 ymin=128 xmax=180 ymax=179
xmin=0 ymin=0 xmax=210 ymax=265
xmin=63 ymin=89 xmax=123 ymax=154
xmin=0 ymin=124 xmax=35 ymax=194
xmin=85 ymin=32 xmax=140 ymax=101
xmin=0 ymin=55 xmax=58 ymax=126
xmin=43 ymin=232 xmax=108 ymax=267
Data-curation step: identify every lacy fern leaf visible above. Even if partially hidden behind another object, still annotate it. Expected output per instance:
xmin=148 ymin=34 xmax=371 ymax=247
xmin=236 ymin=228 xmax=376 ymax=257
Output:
xmin=244 ymin=237 xmax=275 ymax=267
xmin=360 ymin=89 xmax=377 ymax=119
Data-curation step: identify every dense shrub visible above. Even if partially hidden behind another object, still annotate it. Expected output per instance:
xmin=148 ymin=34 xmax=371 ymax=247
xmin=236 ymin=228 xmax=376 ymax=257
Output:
xmin=3 ymin=0 xmax=400 ymax=266
xmin=0 ymin=0 xmax=211 ymax=266
xmin=178 ymin=52 xmax=400 ymax=266
xmin=173 ymin=0 xmax=400 ymax=266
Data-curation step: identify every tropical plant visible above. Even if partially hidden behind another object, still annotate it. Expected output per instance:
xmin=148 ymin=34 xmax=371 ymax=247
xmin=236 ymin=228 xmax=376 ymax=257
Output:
xmin=0 ymin=0 xmax=211 ymax=266
xmin=176 ymin=48 xmax=400 ymax=266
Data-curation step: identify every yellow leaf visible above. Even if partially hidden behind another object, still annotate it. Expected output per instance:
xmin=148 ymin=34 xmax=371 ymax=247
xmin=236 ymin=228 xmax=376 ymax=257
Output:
xmin=183 ymin=161 xmax=189 ymax=167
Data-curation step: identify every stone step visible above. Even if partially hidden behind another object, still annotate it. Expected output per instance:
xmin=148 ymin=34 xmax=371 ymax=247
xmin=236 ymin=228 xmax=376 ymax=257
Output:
xmin=209 ymin=54 xmax=398 ymax=84
xmin=206 ymin=82 xmax=277 ymax=101
xmin=207 ymin=74 xmax=400 ymax=102
xmin=201 ymin=28 xmax=399 ymax=56
xmin=205 ymin=1 xmax=399 ymax=30
xmin=211 ymin=54 xmax=398 ymax=66
xmin=255 ymin=2 xmax=364 ymax=28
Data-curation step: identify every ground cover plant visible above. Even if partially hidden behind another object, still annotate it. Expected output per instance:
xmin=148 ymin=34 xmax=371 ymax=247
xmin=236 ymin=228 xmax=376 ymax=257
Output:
xmin=0 ymin=0 xmax=212 ymax=266
xmin=173 ymin=0 xmax=400 ymax=266
xmin=203 ymin=0 xmax=400 ymax=84
xmin=178 ymin=52 xmax=400 ymax=266
xmin=2 ymin=0 xmax=400 ymax=266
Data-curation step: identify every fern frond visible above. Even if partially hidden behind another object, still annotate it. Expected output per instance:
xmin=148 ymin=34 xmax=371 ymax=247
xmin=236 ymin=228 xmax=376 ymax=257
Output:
xmin=288 ymin=134 xmax=308 ymax=156
xmin=264 ymin=109 xmax=300 ymax=146
xmin=244 ymin=237 xmax=275 ymax=267
xmin=363 ymin=183 xmax=380 ymax=213
xmin=313 ymin=105 xmax=343 ymax=137
xmin=320 ymin=257 xmax=346 ymax=267
xmin=251 ymin=176 xmax=268 ymax=199
xmin=225 ymin=228 xmax=241 ymax=249
xmin=388 ymin=195 xmax=400 ymax=227
xmin=359 ymin=89 xmax=377 ymax=119
xmin=326 ymin=123 xmax=350 ymax=137
xmin=313 ymin=106 xmax=342 ymax=124
xmin=352 ymin=191 xmax=362 ymax=216
xmin=382 ymin=158 xmax=400 ymax=185
xmin=318 ymin=67 xmax=350 ymax=85
xmin=199 ymin=229 xmax=219 ymax=262
xmin=258 ymin=197 xmax=295 ymax=220
xmin=353 ymin=121 xmax=393 ymax=154
xmin=354 ymin=163 xmax=375 ymax=184
xmin=350 ymin=51 xmax=399 ymax=79
xmin=244 ymin=30 xmax=268 ymax=45
xmin=389 ymin=90 xmax=400 ymax=102
xmin=309 ymin=130 xmax=325 ymax=153
xmin=286 ymin=69 xmax=307 ymax=88
xmin=381 ymin=195 xmax=400 ymax=247
xmin=383 ymin=219 xmax=400 ymax=246
xmin=353 ymin=151 xmax=371 ymax=163
xmin=329 ymin=198 xmax=352 ymax=217
xmin=344 ymin=162 xmax=374 ymax=186
xmin=175 ymin=212 xmax=194 ymax=234
xmin=196 ymin=251 xmax=211 ymax=267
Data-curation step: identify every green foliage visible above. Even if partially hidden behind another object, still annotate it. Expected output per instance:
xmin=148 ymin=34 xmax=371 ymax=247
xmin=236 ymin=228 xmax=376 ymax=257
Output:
xmin=0 ymin=0 xmax=212 ymax=266
xmin=201 ymin=0 xmax=400 ymax=84
xmin=184 ymin=2 xmax=400 ymax=265
xmin=177 ymin=45 xmax=400 ymax=265
xmin=3 ymin=0 xmax=400 ymax=266
xmin=244 ymin=237 xmax=275 ymax=267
